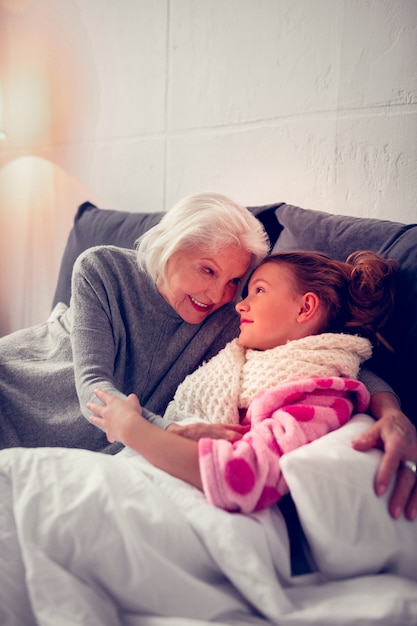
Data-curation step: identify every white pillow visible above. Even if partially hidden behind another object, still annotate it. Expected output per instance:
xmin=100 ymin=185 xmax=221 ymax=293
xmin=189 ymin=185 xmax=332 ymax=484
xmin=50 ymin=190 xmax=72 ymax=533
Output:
xmin=280 ymin=414 xmax=417 ymax=581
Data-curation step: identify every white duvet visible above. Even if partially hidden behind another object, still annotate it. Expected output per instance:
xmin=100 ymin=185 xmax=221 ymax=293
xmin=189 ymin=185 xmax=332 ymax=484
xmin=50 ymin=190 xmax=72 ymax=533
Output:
xmin=0 ymin=437 xmax=416 ymax=626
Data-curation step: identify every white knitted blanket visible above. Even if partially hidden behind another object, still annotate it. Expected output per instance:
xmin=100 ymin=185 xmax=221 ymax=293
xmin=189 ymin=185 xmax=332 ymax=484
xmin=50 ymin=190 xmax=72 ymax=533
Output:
xmin=164 ymin=333 xmax=372 ymax=425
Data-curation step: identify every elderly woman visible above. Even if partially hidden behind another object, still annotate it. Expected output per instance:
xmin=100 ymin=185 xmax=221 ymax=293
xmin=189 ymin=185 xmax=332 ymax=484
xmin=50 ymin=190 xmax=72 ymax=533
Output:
xmin=0 ymin=191 xmax=415 ymax=520
xmin=0 ymin=192 xmax=269 ymax=452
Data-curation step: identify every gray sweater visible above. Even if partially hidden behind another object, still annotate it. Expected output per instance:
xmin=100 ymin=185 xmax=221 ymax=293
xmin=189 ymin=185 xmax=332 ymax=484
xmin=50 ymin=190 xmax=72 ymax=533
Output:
xmin=0 ymin=246 xmax=239 ymax=452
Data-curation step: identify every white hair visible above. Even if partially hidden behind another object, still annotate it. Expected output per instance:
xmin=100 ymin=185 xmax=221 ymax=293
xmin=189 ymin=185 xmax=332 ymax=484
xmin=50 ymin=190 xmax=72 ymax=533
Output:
xmin=136 ymin=192 xmax=270 ymax=282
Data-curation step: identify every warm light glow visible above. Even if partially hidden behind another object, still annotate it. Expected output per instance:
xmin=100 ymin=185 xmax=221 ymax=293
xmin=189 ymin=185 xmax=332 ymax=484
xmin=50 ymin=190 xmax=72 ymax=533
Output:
xmin=0 ymin=0 xmax=34 ymax=13
xmin=0 ymin=156 xmax=104 ymax=336
xmin=0 ymin=3 xmax=97 ymax=160
xmin=0 ymin=81 xmax=5 ymax=139
xmin=7 ymin=66 xmax=51 ymax=147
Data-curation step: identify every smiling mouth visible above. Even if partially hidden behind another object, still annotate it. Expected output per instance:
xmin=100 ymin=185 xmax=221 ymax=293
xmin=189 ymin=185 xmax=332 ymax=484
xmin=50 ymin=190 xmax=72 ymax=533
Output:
xmin=190 ymin=295 xmax=210 ymax=310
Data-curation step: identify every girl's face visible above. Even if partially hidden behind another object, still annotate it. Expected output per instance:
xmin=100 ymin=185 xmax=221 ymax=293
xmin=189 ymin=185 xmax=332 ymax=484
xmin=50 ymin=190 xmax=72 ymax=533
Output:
xmin=157 ymin=244 xmax=251 ymax=324
xmin=236 ymin=261 xmax=310 ymax=350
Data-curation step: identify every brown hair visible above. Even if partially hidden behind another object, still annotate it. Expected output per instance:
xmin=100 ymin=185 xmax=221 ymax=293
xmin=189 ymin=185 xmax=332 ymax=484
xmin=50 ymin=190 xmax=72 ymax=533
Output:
xmin=261 ymin=250 xmax=399 ymax=350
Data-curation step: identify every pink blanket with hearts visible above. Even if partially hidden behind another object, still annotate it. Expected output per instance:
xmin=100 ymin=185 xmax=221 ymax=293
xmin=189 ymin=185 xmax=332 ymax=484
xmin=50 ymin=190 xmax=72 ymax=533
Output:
xmin=198 ymin=376 xmax=370 ymax=513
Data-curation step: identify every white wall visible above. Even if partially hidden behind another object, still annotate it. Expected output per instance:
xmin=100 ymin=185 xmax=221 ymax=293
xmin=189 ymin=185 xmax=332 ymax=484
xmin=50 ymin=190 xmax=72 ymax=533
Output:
xmin=0 ymin=0 xmax=416 ymax=333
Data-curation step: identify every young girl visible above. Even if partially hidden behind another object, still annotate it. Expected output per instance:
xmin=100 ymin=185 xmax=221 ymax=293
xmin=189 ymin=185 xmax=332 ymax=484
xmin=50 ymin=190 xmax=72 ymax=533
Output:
xmin=89 ymin=250 xmax=398 ymax=513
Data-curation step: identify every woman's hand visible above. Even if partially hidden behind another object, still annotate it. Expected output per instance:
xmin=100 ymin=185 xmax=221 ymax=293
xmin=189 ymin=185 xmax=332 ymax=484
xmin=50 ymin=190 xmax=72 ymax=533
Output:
xmin=167 ymin=422 xmax=249 ymax=442
xmin=89 ymin=389 xmax=203 ymax=490
xmin=352 ymin=392 xmax=417 ymax=521
xmin=87 ymin=389 xmax=144 ymax=445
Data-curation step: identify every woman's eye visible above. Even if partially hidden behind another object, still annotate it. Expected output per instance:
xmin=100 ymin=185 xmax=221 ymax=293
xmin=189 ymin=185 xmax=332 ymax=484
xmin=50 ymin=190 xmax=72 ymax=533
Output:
xmin=255 ymin=287 xmax=265 ymax=293
xmin=230 ymin=277 xmax=242 ymax=285
xmin=202 ymin=267 xmax=214 ymax=275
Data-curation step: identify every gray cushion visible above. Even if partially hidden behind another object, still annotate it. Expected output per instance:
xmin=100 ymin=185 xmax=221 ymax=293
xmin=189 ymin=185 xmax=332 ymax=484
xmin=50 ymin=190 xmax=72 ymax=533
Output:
xmin=52 ymin=202 xmax=164 ymax=308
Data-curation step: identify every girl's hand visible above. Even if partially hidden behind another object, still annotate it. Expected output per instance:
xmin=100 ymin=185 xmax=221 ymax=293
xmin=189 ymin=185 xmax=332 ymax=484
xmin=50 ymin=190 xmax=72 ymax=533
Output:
xmin=89 ymin=389 xmax=203 ymax=490
xmin=87 ymin=389 xmax=143 ymax=444
xmin=167 ymin=422 xmax=249 ymax=442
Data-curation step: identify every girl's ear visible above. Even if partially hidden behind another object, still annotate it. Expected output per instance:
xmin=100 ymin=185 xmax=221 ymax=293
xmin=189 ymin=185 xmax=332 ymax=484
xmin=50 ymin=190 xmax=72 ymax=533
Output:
xmin=297 ymin=292 xmax=320 ymax=322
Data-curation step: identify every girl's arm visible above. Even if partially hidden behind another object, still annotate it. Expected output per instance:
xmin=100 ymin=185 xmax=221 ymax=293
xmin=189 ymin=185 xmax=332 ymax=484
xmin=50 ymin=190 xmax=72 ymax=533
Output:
xmin=88 ymin=389 xmax=203 ymax=490
xmin=89 ymin=380 xmax=364 ymax=514
xmin=197 ymin=379 xmax=362 ymax=513
xmin=168 ymin=421 xmax=249 ymax=441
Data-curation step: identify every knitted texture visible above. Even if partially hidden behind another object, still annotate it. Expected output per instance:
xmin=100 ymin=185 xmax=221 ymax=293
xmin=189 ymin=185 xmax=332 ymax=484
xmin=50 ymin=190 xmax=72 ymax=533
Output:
xmin=164 ymin=333 xmax=372 ymax=425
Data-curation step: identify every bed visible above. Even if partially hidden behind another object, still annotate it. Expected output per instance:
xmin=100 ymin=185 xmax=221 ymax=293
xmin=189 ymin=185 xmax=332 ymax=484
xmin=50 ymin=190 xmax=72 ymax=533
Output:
xmin=2 ymin=200 xmax=417 ymax=626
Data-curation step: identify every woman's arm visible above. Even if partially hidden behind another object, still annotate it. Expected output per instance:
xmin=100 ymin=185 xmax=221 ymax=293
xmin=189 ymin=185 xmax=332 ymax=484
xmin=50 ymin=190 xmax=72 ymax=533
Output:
xmin=70 ymin=250 xmax=126 ymax=418
xmin=352 ymin=391 xmax=417 ymax=521
xmin=88 ymin=389 xmax=203 ymax=489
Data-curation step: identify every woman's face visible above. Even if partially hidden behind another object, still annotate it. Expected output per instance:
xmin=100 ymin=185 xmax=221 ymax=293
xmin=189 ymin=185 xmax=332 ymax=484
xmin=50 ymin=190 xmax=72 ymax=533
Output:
xmin=156 ymin=244 xmax=251 ymax=324
xmin=236 ymin=261 xmax=307 ymax=350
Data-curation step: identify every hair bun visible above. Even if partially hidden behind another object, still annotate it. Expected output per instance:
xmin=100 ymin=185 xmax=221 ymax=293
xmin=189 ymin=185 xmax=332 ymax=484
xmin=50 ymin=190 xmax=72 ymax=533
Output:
xmin=345 ymin=251 xmax=399 ymax=348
